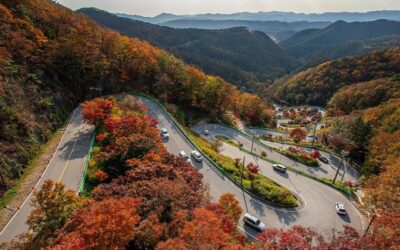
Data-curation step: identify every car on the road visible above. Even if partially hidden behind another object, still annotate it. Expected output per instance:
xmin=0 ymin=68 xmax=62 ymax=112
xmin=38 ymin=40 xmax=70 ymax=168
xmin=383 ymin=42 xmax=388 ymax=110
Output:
xmin=204 ymin=129 xmax=210 ymax=136
xmin=319 ymin=156 xmax=329 ymax=164
xmin=272 ymin=164 xmax=287 ymax=173
xmin=160 ymin=128 xmax=169 ymax=139
xmin=243 ymin=213 xmax=266 ymax=232
xmin=191 ymin=150 xmax=203 ymax=162
xmin=179 ymin=150 xmax=191 ymax=163
xmin=179 ymin=150 xmax=188 ymax=159
xmin=335 ymin=202 xmax=346 ymax=215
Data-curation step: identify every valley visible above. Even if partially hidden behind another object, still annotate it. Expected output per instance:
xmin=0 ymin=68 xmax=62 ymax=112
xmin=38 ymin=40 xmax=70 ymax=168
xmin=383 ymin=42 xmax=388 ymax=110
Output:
xmin=0 ymin=0 xmax=399 ymax=249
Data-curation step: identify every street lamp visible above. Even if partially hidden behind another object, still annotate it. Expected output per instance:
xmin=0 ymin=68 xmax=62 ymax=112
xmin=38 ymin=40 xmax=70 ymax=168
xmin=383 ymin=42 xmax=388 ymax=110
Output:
xmin=89 ymin=87 xmax=103 ymax=97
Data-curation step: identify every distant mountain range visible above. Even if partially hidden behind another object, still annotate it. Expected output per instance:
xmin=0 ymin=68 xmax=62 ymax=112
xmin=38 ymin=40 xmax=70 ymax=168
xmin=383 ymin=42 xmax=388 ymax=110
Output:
xmin=279 ymin=19 xmax=400 ymax=63
xmin=160 ymin=20 xmax=330 ymax=42
xmin=116 ymin=10 xmax=400 ymax=24
xmin=79 ymin=8 xmax=297 ymax=87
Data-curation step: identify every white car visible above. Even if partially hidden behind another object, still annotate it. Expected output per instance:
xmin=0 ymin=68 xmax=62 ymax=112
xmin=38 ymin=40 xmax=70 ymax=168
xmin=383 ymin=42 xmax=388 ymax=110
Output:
xmin=179 ymin=150 xmax=188 ymax=158
xmin=160 ymin=128 xmax=169 ymax=139
xmin=272 ymin=164 xmax=287 ymax=173
xmin=335 ymin=202 xmax=346 ymax=215
xmin=243 ymin=213 xmax=266 ymax=232
xmin=191 ymin=150 xmax=203 ymax=162
xmin=204 ymin=129 xmax=210 ymax=136
xmin=179 ymin=150 xmax=191 ymax=163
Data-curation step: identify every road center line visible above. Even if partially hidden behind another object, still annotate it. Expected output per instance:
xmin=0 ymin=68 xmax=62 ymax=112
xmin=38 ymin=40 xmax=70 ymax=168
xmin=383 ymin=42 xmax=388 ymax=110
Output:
xmin=57 ymin=124 xmax=83 ymax=183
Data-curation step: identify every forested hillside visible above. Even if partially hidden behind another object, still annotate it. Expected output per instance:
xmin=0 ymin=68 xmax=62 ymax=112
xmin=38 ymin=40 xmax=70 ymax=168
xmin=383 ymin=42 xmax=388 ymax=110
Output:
xmin=0 ymin=0 xmax=274 ymax=194
xmin=267 ymin=49 xmax=400 ymax=106
xmin=78 ymin=8 xmax=297 ymax=87
xmin=279 ymin=20 xmax=400 ymax=64
xmin=328 ymin=76 xmax=400 ymax=113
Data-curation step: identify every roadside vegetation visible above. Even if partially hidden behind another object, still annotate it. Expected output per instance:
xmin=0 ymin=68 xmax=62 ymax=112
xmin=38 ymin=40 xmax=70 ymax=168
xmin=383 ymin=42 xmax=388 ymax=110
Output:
xmin=277 ymin=147 xmax=319 ymax=167
xmin=187 ymin=131 xmax=298 ymax=207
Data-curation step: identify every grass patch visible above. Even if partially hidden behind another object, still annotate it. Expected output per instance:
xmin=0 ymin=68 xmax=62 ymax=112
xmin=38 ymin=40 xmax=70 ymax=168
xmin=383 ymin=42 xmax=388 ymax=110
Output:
xmin=187 ymin=130 xmax=298 ymax=207
xmin=277 ymin=149 xmax=319 ymax=167
xmin=215 ymin=135 xmax=240 ymax=147
xmin=0 ymin=127 xmax=65 ymax=208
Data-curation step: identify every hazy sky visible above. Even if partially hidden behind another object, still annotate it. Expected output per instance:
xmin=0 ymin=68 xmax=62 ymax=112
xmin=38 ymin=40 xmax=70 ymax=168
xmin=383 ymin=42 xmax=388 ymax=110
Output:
xmin=58 ymin=0 xmax=400 ymax=16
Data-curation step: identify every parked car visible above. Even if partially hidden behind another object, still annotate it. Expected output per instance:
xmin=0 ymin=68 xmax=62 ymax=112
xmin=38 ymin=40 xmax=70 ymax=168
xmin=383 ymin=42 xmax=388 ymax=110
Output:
xmin=335 ymin=202 xmax=346 ymax=215
xmin=319 ymin=156 xmax=329 ymax=164
xmin=204 ymin=129 xmax=210 ymax=136
xmin=191 ymin=150 xmax=203 ymax=162
xmin=272 ymin=164 xmax=287 ymax=173
xmin=243 ymin=213 xmax=266 ymax=232
xmin=160 ymin=128 xmax=169 ymax=139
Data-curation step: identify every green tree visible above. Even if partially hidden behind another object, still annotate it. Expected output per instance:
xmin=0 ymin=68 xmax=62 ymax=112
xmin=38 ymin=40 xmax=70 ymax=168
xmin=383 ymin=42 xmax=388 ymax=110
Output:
xmin=350 ymin=117 xmax=372 ymax=150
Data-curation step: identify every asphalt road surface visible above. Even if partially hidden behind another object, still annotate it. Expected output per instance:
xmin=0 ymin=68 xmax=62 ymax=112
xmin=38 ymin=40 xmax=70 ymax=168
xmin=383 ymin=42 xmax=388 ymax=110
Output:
xmin=136 ymin=96 xmax=364 ymax=239
xmin=0 ymin=107 xmax=94 ymax=244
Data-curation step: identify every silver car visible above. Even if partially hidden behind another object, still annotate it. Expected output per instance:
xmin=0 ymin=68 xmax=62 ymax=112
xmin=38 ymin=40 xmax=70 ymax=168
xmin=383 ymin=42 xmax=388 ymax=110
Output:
xmin=243 ymin=213 xmax=266 ymax=232
xmin=191 ymin=150 xmax=203 ymax=162
xmin=160 ymin=128 xmax=169 ymax=139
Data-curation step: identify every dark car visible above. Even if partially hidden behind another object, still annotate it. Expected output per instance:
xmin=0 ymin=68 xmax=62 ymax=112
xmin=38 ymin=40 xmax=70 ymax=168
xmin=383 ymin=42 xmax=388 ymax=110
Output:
xmin=319 ymin=156 xmax=329 ymax=164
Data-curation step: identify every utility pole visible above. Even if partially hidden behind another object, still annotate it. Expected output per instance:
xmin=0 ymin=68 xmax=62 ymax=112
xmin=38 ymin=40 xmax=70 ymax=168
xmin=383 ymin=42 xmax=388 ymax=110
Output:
xmin=250 ymin=134 xmax=255 ymax=154
xmin=341 ymin=155 xmax=348 ymax=182
xmin=240 ymin=156 xmax=245 ymax=188
xmin=333 ymin=150 xmax=349 ymax=184
xmin=311 ymin=120 xmax=318 ymax=146
xmin=364 ymin=213 xmax=377 ymax=236
xmin=333 ymin=157 xmax=344 ymax=184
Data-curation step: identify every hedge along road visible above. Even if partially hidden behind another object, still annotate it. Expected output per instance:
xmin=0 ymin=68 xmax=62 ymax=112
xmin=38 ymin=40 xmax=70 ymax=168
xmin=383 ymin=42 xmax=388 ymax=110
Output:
xmin=135 ymin=96 xmax=364 ymax=239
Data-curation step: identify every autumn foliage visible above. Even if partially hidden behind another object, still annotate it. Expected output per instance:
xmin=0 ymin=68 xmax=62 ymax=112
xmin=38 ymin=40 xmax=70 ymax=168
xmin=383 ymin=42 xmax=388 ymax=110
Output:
xmin=0 ymin=0 xmax=274 ymax=198
xmin=289 ymin=127 xmax=307 ymax=143
xmin=52 ymin=197 xmax=141 ymax=250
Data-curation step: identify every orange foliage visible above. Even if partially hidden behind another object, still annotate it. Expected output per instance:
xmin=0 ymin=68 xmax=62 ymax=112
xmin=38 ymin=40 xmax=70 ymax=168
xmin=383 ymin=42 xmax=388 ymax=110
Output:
xmin=52 ymin=197 xmax=141 ymax=250
xmin=81 ymin=98 xmax=115 ymax=126
xmin=156 ymin=208 xmax=231 ymax=250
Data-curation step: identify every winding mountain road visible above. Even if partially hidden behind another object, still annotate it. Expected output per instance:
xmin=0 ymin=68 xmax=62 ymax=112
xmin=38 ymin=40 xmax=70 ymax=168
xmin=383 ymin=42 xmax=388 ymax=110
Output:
xmin=136 ymin=96 xmax=364 ymax=239
xmin=0 ymin=96 xmax=364 ymax=243
xmin=193 ymin=124 xmax=358 ymax=183
xmin=0 ymin=108 xmax=94 ymax=243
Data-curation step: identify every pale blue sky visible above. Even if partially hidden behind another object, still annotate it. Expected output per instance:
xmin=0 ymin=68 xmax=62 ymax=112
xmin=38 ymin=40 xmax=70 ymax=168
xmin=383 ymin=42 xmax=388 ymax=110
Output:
xmin=58 ymin=0 xmax=400 ymax=16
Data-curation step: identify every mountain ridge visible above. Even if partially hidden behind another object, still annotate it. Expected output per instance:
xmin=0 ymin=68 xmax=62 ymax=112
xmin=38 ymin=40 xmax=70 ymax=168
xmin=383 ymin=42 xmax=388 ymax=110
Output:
xmin=116 ymin=10 xmax=400 ymax=23
xmin=79 ymin=7 xmax=297 ymax=86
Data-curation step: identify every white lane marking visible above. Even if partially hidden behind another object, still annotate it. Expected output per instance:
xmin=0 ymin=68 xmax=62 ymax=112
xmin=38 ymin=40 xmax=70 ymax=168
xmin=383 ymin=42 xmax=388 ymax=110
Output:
xmin=0 ymin=109 xmax=79 ymax=237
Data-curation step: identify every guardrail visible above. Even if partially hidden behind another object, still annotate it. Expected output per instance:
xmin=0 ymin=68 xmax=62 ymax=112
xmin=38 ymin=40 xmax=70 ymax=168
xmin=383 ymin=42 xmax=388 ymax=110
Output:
xmin=77 ymin=134 xmax=95 ymax=195
xmin=133 ymin=93 xmax=301 ymax=208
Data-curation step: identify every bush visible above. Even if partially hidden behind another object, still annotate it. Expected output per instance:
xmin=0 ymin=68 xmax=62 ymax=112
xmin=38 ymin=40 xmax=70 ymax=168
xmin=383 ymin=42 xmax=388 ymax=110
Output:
xmin=282 ymin=148 xmax=319 ymax=167
xmin=250 ymin=177 xmax=297 ymax=207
